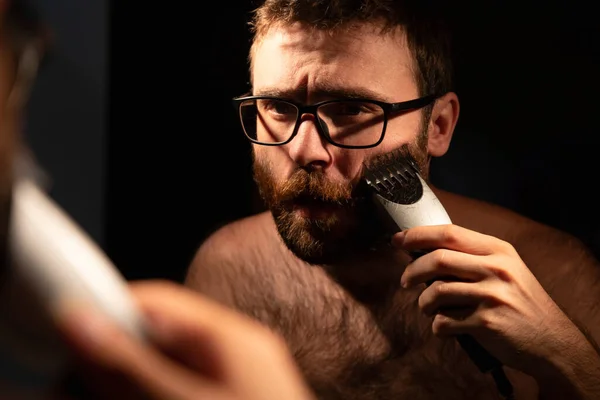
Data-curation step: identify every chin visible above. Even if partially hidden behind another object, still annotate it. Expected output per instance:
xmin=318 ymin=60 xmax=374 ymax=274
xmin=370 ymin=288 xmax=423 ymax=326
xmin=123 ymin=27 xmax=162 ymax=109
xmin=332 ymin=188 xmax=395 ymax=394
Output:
xmin=280 ymin=234 xmax=347 ymax=266
xmin=272 ymin=208 xmax=377 ymax=266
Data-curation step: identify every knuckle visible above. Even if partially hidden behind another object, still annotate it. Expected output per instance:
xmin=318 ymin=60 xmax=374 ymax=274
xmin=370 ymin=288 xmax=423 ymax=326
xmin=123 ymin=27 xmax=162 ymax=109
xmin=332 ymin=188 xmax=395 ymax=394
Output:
xmin=485 ymin=283 xmax=510 ymax=306
xmin=417 ymin=293 xmax=428 ymax=311
xmin=475 ymin=310 xmax=496 ymax=333
xmin=433 ymin=281 xmax=449 ymax=297
xmin=432 ymin=249 xmax=449 ymax=267
xmin=484 ymin=257 xmax=514 ymax=282
xmin=441 ymin=225 xmax=459 ymax=246
xmin=498 ymin=239 xmax=517 ymax=255
xmin=431 ymin=314 xmax=450 ymax=336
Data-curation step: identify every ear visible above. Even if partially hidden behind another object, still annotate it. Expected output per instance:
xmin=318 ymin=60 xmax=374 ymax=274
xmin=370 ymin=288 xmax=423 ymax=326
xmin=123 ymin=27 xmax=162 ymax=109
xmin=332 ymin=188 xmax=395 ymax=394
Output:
xmin=427 ymin=92 xmax=459 ymax=157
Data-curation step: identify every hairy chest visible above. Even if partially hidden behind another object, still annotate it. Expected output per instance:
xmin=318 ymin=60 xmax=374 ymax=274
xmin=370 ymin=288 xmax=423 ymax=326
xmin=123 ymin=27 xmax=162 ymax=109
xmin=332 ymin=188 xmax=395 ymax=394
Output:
xmin=252 ymin=265 xmax=532 ymax=400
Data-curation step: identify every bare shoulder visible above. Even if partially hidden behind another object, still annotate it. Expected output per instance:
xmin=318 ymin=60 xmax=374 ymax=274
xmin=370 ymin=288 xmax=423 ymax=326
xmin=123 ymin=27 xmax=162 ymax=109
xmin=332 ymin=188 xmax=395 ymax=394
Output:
xmin=435 ymin=187 xmax=598 ymax=270
xmin=188 ymin=211 xmax=278 ymax=268
xmin=184 ymin=212 xmax=274 ymax=300
xmin=184 ymin=211 xmax=305 ymax=323
xmin=435 ymin=187 xmax=547 ymax=242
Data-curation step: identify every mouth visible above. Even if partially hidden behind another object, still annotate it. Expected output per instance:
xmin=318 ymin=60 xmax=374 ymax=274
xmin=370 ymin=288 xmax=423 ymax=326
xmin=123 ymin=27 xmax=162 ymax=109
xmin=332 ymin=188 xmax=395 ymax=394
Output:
xmin=288 ymin=196 xmax=348 ymax=219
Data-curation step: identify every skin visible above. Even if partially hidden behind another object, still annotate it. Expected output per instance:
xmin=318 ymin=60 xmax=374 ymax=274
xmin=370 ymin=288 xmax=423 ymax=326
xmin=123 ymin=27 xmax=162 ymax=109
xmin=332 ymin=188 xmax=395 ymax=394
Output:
xmin=251 ymin=22 xmax=454 ymax=190
xmin=1 ymin=3 xmax=314 ymax=399
xmin=185 ymin=22 xmax=600 ymax=399
xmin=51 ymin=281 xmax=315 ymax=400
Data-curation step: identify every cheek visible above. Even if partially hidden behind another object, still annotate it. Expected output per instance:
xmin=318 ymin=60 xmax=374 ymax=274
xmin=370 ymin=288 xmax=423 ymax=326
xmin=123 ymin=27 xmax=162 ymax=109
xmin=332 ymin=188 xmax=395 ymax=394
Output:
xmin=255 ymin=144 xmax=365 ymax=186
xmin=253 ymin=145 xmax=294 ymax=178
xmin=380 ymin=111 xmax=423 ymax=149
xmin=333 ymin=149 xmax=366 ymax=180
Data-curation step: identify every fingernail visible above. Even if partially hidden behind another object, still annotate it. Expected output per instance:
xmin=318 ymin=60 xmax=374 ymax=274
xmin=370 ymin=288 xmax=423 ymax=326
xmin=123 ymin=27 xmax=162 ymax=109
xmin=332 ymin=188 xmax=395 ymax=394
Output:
xmin=400 ymin=271 xmax=408 ymax=288
xmin=391 ymin=231 xmax=405 ymax=247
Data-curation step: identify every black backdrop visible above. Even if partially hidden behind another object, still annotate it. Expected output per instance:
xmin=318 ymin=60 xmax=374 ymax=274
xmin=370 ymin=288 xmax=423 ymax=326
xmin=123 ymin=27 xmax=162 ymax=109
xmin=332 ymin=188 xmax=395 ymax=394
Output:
xmin=106 ymin=2 xmax=599 ymax=282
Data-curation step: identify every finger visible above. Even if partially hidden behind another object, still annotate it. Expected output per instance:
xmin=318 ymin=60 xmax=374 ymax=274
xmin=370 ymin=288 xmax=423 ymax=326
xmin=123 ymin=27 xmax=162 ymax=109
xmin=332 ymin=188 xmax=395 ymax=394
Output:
xmin=401 ymin=249 xmax=488 ymax=288
xmin=129 ymin=281 xmax=315 ymax=400
xmin=129 ymin=280 xmax=275 ymax=377
xmin=130 ymin=280 xmax=261 ymax=335
xmin=141 ymin=305 xmax=226 ymax=380
xmin=55 ymin=303 xmax=224 ymax=400
xmin=431 ymin=307 xmax=488 ymax=338
xmin=418 ymin=280 xmax=490 ymax=317
xmin=392 ymin=224 xmax=511 ymax=256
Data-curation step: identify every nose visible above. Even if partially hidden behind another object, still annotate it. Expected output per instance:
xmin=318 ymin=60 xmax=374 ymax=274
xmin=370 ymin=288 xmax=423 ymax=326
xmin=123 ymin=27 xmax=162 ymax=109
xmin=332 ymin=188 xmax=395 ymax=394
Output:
xmin=286 ymin=115 xmax=331 ymax=168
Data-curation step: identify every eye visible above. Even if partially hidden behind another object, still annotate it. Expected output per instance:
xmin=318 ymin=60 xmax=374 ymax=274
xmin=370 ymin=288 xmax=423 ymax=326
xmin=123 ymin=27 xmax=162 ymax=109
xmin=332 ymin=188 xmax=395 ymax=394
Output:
xmin=328 ymin=102 xmax=364 ymax=116
xmin=259 ymin=99 xmax=297 ymax=116
xmin=318 ymin=101 xmax=383 ymax=126
xmin=322 ymin=101 xmax=381 ymax=117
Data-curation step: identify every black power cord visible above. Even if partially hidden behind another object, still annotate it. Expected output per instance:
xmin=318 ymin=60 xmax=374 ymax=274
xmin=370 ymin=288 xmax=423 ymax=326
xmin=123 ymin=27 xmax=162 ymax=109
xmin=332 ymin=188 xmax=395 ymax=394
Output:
xmin=491 ymin=366 xmax=515 ymax=400
xmin=455 ymin=334 xmax=514 ymax=399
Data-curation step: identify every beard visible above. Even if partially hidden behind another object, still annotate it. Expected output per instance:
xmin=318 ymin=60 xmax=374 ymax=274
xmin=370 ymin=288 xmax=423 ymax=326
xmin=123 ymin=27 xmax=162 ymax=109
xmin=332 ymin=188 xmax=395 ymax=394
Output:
xmin=251 ymin=125 xmax=430 ymax=266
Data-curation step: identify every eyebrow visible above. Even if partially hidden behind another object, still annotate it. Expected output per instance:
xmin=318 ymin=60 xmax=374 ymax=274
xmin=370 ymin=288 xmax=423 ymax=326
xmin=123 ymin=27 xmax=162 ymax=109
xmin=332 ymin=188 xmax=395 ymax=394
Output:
xmin=253 ymin=84 xmax=389 ymax=103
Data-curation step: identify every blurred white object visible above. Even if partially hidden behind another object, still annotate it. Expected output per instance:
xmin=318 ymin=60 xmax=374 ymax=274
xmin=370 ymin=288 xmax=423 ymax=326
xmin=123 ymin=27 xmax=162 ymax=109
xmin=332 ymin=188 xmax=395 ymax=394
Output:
xmin=0 ymin=155 xmax=145 ymax=398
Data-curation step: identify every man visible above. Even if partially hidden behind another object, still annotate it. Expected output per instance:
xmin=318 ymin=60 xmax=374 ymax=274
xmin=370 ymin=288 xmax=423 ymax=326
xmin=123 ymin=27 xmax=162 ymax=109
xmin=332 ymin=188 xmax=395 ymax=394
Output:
xmin=1 ymin=2 xmax=314 ymax=399
xmin=184 ymin=1 xmax=600 ymax=399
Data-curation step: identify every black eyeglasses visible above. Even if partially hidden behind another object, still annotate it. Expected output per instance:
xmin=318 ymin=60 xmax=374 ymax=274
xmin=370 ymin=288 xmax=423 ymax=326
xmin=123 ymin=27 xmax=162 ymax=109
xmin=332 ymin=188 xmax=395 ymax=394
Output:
xmin=232 ymin=94 xmax=438 ymax=149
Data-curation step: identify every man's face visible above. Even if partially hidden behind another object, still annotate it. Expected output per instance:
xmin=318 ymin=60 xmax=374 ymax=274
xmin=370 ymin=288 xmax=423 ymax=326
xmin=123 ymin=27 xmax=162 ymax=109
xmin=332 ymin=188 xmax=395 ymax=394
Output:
xmin=250 ymin=22 xmax=431 ymax=265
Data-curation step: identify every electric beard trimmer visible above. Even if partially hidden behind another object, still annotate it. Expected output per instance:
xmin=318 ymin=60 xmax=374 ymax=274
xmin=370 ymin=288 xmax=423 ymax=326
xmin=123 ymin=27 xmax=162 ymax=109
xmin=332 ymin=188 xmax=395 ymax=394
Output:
xmin=362 ymin=149 xmax=515 ymax=400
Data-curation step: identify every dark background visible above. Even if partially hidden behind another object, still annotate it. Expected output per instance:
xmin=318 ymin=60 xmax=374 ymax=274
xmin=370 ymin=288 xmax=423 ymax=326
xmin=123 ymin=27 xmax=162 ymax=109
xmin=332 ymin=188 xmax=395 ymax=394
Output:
xmin=25 ymin=0 xmax=108 ymax=247
xmin=25 ymin=2 xmax=599 ymax=283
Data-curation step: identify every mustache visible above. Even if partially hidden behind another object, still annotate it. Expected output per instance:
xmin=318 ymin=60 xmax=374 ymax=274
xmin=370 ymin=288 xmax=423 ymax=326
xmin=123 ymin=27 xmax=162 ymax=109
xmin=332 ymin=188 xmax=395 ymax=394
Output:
xmin=274 ymin=168 xmax=355 ymax=206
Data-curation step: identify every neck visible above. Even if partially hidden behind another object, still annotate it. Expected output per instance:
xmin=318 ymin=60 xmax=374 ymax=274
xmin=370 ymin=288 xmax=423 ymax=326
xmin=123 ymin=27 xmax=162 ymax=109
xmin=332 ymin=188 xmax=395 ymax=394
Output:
xmin=321 ymin=241 xmax=411 ymax=305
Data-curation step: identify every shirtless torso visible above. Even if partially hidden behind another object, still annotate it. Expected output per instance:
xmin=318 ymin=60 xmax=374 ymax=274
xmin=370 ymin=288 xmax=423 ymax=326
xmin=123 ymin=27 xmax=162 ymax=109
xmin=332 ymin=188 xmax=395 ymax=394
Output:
xmin=185 ymin=188 xmax=600 ymax=400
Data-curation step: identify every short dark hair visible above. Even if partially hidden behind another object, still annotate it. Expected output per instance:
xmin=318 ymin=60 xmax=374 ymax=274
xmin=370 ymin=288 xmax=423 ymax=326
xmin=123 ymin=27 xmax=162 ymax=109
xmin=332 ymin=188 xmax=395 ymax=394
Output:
xmin=249 ymin=0 xmax=454 ymax=98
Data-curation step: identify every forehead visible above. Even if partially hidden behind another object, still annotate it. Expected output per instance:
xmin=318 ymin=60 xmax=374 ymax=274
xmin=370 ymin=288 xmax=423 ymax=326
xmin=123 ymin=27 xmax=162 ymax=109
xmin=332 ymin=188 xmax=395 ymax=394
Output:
xmin=251 ymin=23 xmax=417 ymax=101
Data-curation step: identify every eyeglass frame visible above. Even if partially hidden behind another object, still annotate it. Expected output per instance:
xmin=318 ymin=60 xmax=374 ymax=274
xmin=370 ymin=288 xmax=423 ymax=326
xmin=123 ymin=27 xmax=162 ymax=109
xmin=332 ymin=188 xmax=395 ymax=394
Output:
xmin=231 ymin=93 xmax=439 ymax=149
